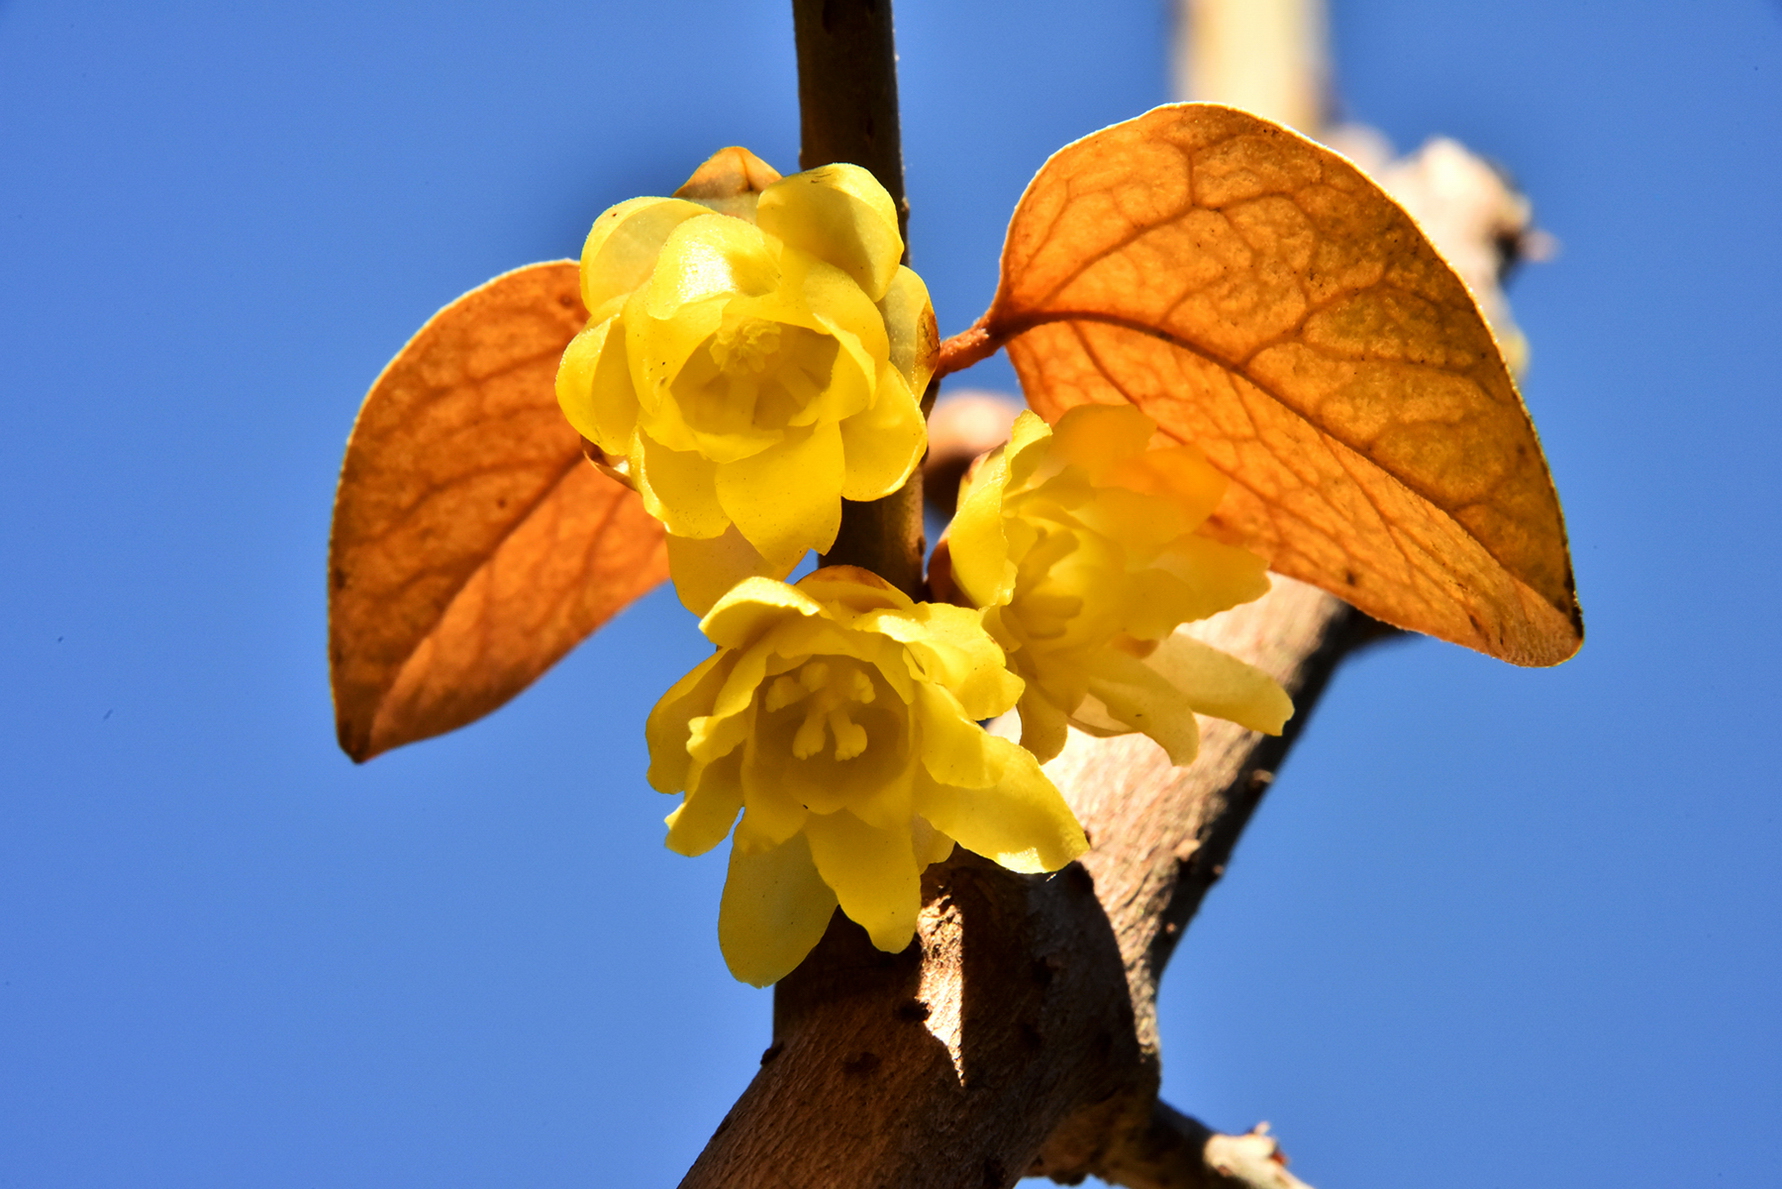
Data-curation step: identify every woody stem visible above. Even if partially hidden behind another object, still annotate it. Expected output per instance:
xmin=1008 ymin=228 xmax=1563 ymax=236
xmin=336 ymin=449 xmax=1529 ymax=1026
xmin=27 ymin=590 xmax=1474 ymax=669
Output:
xmin=794 ymin=0 xmax=930 ymax=598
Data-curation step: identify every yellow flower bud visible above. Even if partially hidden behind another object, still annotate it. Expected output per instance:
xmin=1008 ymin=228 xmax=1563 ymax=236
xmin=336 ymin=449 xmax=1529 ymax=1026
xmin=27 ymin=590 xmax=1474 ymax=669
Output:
xmin=557 ymin=148 xmax=938 ymax=615
xmin=646 ymin=566 xmax=1087 ymax=987
xmin=946 ymin=405 xmax=1293 ymax=766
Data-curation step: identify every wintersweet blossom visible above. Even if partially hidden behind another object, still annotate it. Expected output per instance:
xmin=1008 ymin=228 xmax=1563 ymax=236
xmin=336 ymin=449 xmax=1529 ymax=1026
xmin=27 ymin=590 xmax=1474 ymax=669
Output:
xmin=556 ymin=148 xmax=937 ymax=614
xmin=943 ymin=404 xmax=1293 ymax=765
xmin=646 ymin=566 xmax=1087 ymax=987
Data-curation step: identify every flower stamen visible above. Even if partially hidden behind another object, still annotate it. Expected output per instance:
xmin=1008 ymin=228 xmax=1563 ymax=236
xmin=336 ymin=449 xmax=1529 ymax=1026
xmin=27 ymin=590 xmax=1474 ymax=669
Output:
xmin=710 ymin=316 xmax=782 ymax=377
xmin=792 ymin=707 xmax=829 ymax=759
xmin=828 ymin=708 xmax=868 ymax=760
xmin=765 ymin=674 xmax=808 ymax=712
xmin=781 ymin=659 xmax=881 ymax=761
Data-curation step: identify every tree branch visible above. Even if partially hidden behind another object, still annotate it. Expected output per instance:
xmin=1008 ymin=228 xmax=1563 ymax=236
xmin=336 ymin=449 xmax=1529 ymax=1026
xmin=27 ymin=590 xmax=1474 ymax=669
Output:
xmin=675 ymin=8 xmax=1395 ymax=1185
xmin=790 ymin=0 xmax=907 ymax=233
xmin=1044 ymin=1100 xmax=1314 ymax=1189
xmin=681 ymin=578 xmax=1375 ymax=1187
xmin=793 ymin=0 xmax=928 ymax=597
xmin=1173 ymin=0 xmax=1329 ymax=134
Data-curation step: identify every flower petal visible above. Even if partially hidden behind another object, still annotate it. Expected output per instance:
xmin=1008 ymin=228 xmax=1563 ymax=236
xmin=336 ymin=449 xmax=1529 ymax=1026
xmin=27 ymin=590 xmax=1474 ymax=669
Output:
xmin=734 ymin=789 xmax=810 ymax=854
xmin=803 ymin=809 xmax=920 ymax=954
xmin=664 ymin=750 xmax=743 ymax=857
xmin=556 ymin=315 xmax=637 ymax=450
xmin=1147 ymin=535 xmax=1274 ymax=623
xmin=913 ymin=740 xmax=1086 ymax=874
xmin=1046 ymin=402 xmax=1154 ymax=484
xmin=845 ymin=753 xmax=918 ymax=833
xmin=870 ymin=602 xmax=1021 ymax=719
xmin=804 ymin=303 xmax=878 ymax=427
xmin=792 ymin=248 xmax=889 ymax=363
xmin=644 ymin=213 xmax=779 ymax=313
xmin=644 ymin=651 xmax=734 ymax=793
xmin=719 ymin=831 xmax=838 ymax=987
xmin=700 ymin=575 xmax=825 ymax=649
xmin=1069 ymin=485 xmax=1185 ymax=556
xmin=635 ymin=431 xmax=730 ymax=539
xmin=666 ymin=524 xmax=791 ymax=617
xmin=737 ymin=703 xmax=817 ymax=850
xmin=715 ymin=422 xmax=846 ymax=570
xmin=673 ymin=145 xmax=784 ymax=220
xmin=911 ymin=815 xmax=957 ymax=868
xmin=707 ymin=647 xmax=775 ymax=726
xmin=877 ymin=265 xmax=938 ymax=397
xmin=1108 ymin=442 xmax=1228 ymax=528
xmin=1078 ymin=648 xmax=1203 ymax=766
xmin=1140 ymin=628 xmax=1295 ymax=735
xmin=757 ymin=163 xmax=903 ymax=302
xmin=795 ymin=565 xmax=909 ymax=612
xmin=838 ymin=363 xmax=925 ymax=502
xmin=1015 ymin=688 xmax=1071 ymax=763
xmin=948 ymin=445 xmax=1016 ymax=609
xmin=915 ymin=682 xmax=1004 ymax=789
xmin=580 ymin=196 xmax=711 ymax=318
xmin=1067 ymin=691 xmax=1133 ymax=738
xmin=1001 ymin=409 xmax=1060 ymax=487
xmin=626 ymin=300 xmax=724 ymax=442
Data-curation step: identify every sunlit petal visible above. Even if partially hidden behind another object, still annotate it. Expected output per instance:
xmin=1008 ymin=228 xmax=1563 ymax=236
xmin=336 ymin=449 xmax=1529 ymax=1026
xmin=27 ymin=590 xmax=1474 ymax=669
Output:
xmin=719 ymin=832 xmax=838 ymax=987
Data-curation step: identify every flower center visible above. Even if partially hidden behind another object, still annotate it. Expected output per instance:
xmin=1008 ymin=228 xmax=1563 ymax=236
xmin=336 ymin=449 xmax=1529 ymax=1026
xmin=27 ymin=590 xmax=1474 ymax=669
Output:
xmin=765 ymin=659 xmax=877 ymax=761
xmin=710 ymin=316 xmax=783 ymax=378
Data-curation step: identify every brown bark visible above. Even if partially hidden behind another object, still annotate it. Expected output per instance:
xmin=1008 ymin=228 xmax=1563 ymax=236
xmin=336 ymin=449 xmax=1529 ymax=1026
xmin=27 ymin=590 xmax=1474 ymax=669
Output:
xmin=682 ymin=577 xmax=1375 ymax=1187
xmin=686 ymin=7 xmax=1379 ymax=1184
xmin=1054 ymin=1104 xmax=1314 ymax=1189
xmin=790 ymin=0 xmax=908 ymax=236
xmin=795 ymin=0 xmax=928 ymax=598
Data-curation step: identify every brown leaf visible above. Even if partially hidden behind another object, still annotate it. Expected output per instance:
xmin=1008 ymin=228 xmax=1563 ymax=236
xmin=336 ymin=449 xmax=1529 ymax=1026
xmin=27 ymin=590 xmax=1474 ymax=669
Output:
xmin=329 ymin=261 xmax=668 ymax=761
xmin=955 ymin=104 xmax=1580 ymax=666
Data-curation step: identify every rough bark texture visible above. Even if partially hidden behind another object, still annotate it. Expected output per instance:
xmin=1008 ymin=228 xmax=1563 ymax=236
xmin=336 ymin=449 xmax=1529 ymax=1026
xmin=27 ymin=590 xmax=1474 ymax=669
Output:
xmin=681 ymin=577 xmax=1371 ymax=1188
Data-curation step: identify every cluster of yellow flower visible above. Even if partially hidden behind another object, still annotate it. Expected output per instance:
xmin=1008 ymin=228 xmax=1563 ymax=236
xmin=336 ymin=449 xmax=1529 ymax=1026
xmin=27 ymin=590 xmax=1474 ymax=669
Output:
xmin=556 ymin=148 xmax=934 ymax=616
xmin=557 ymin=149 xmax=1291 ymax=986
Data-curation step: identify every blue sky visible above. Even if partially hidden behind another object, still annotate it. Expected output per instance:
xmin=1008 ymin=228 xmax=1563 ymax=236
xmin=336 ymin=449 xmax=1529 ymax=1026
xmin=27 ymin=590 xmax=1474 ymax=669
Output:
xmin=2 ymin=1 xmax=1778 ymax=1185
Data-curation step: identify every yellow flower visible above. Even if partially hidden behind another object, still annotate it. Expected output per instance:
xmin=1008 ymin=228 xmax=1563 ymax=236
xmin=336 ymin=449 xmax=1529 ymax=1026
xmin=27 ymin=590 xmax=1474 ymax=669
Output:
xmin=556 ymin=148 xmax=937 ymax=614
xmin=646 ymin=565 xmax=1087 ymax=987
xmin=944 ymin=405 xmax=1293 ymax=765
